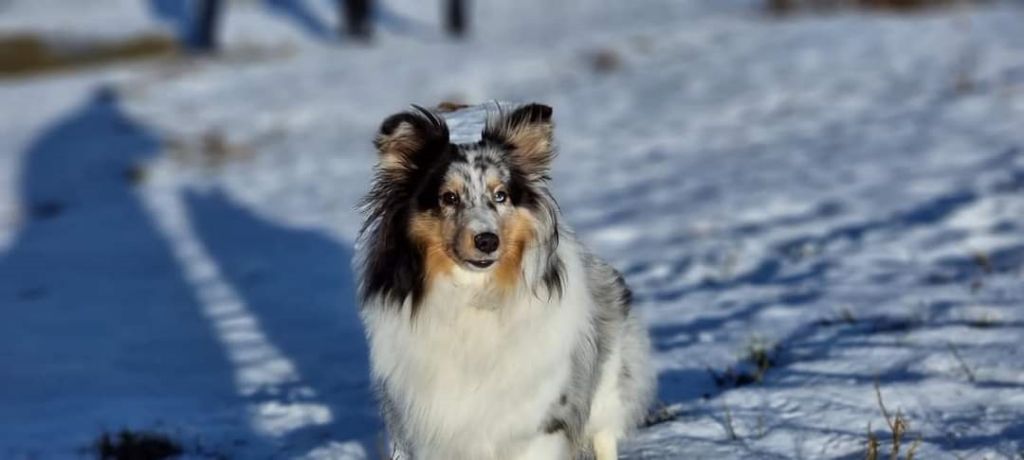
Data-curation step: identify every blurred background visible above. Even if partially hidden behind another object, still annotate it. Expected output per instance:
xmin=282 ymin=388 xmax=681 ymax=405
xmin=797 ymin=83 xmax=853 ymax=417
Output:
xmin=1 ymin=0 xmax=1023 ymax=459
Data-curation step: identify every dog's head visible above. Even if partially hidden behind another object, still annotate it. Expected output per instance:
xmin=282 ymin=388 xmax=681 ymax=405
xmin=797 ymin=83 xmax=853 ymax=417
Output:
xmin=361 ymin=103 xmax=562 ymax=308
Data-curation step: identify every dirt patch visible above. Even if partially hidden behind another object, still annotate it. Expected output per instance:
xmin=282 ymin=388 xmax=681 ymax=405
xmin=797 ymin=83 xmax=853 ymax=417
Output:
xmin=0 ymin=33 xmax=178 ymax=78
xmin=586 ymin=48 xmax=621 ymax=74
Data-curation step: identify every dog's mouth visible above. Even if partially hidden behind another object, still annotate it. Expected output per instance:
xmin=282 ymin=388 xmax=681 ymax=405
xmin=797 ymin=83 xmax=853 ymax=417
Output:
xmin=464 ymin=259 xmax=496 ymax=270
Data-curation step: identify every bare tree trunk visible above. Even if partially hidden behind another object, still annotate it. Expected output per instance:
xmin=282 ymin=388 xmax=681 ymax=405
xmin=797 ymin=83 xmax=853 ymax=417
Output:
xmin=444 ymin=0 xmax=468 ymax=38
xmin=194 ymin=0 xmax=223 ymax=51
xmin=340 ymin=0 xmax=373 ymax=40
xmin=767 ymin=0 xmax=795 ymax=13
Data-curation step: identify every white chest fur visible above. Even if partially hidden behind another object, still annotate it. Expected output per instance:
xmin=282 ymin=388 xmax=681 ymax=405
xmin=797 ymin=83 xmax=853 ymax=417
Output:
xmin=362 ymin=260 xmax=590 ymax=459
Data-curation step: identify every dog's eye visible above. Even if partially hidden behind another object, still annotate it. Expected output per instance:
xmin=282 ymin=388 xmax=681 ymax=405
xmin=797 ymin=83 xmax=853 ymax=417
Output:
xmin=493 ymin=190 xmax=508 ymax=204
xmin=441 ymin=192 xmax=460 ymax=206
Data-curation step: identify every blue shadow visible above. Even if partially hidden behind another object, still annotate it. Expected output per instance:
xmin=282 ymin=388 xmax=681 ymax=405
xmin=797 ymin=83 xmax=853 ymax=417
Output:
xmin=374 ymin=2 xmax=435 ymax=38
xmin=0 ymin=89 xmax=252 ymax=452
xmin=150 ymin=0 xmax=336 ymax=46
xmin=185 ymin=190 xmax=380 ymax=453
xmin=264 ymin=0 xmax=335 ymax=40
xmin=148 ymin=0 xmax=433 ymax=46
xmin=148 ymin=0 xmax=196 ymax=45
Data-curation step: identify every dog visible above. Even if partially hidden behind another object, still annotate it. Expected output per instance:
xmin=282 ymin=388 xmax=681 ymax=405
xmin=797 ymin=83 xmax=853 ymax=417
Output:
xmin=357 ymin=103 xmax=655 ymax=460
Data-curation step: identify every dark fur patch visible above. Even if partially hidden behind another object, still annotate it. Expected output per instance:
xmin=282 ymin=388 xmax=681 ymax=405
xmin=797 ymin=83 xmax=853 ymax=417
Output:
xmin=360 ymin=107 xmax=454 ymax=312
xmin=507 ymin=160 xmax=540 ymax=208
xmin=542 ymin=256 xmax=565 ymax=299
xmin=543 ymin=417 xmax=568 ymax=435
xmin=616 ymin=271 xmax=633 ymax=316
xmin=502 ymin=102 xmax=553 ymax=127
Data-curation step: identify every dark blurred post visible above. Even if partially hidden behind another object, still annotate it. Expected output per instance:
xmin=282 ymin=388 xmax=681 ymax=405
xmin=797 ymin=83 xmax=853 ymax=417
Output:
xmin=767 ymin=0 xmax=793 ymax=14
xmin=445 ymin=0 xmax=468 ymax=38
xmin=194 ymin=0 xmax=223 ymax=51
xmin=340 ymin=0 xmax=373 ymax=40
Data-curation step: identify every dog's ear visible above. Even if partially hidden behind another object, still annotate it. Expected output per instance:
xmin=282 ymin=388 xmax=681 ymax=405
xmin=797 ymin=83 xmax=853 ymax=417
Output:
xmin=374 ymin=105 xmax=450 ymax=172
xmin=484 ymin=103 xmax=554 ymax=179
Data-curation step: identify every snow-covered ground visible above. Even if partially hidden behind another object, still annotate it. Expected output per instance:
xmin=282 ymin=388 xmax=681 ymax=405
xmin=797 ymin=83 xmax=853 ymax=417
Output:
xmin=1 ymin=0 xmax=1023 ymax=458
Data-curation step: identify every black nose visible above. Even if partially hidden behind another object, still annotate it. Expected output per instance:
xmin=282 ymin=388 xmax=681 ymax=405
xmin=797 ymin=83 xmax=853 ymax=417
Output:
xmin=474 ymin=232 xmax=500 ymax=253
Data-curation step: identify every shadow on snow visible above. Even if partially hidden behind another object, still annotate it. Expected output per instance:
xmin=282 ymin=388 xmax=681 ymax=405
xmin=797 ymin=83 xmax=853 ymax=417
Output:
xmin=0 ymin=88 xmax=379 ymax=456
xmin=0 ymin=89 xmax=254 ymax=453
xmin=185 ymin=189 xmax=379 ymax=454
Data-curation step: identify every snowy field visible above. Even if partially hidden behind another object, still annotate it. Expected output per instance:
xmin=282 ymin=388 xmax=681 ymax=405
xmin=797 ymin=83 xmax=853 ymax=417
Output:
xmin=1 ymin=0 xmax=1023 ymax=458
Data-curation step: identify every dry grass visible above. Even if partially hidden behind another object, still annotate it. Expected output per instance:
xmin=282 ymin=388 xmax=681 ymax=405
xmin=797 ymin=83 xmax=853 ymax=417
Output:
xmin=746 ymin=340 xmax=777 ymax=383
xmin=867 ymin=381 xmax=923 ymax=460
xmin=166 ymin=130 xmax=256 ymax=169
xmin=972 ymin=251 xmax=994 ymax=274
xmin=642 ymin=401 xmax=684 ymax=427
xmin=866 ymin=423 xmax=881 ymax=460
xmin=721 ymin=403 xmax=740 ymax=441
xmin=708 ymin=339 xmax=780 ymax=388
xmin=93 ymin=430 xmax=182 ymax=460
xmin=0 ymin=33 xmax=177 ymax=78
xmin=819 ymin=307 xmax=858 ymax=326
xmin=968 ymin=312 xmax=999 ymax=329
xmin=946 ymin=342 xmax=977 ymax=383
xmin=435 ymin=101 xmax=472 ymax=113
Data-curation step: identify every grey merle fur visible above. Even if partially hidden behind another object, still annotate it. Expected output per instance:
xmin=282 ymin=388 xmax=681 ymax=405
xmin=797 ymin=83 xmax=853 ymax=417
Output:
xmin=359 ymin=103 xmax=655 ymax=459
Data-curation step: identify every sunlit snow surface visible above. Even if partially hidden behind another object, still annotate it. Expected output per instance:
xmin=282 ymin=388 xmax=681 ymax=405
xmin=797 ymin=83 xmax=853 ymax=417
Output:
xmin=1 ymin=0 xmax=1023 ymax=458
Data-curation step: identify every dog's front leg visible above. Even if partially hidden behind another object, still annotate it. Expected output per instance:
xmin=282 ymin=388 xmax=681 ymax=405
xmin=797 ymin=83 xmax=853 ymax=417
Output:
xmin=514 ymin=433 xmax=571 ymax=460
xmin=592 ymin=432 xmax=618 ymax=460
xmin=387 ymin=441 xmax=411 ymax=460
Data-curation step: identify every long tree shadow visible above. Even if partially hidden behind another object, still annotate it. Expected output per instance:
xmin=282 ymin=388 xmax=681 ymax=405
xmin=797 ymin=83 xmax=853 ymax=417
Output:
xmin=147 ymin=0 xmax=196 ymax=45
xmin=264 ymin=0 xmax=334 ymax=40
xmin=0 ymin=89 xmax=253 ymax=454
xmin=150 ymin=0 xmax=335 ymax=44
xmin=149 ymin=0 xmax=437 ymax=46
xmin=184 ymin=190 xmax=380 ymax=454
xmin=264 ymin=0 xmax=434 ymax=41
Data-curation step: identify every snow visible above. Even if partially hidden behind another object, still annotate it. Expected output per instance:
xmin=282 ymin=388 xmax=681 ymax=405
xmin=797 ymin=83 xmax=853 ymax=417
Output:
xmin=0 ymin=0 xmax=162 ymax=40
xmin=1 ymin=0 xmax=1023 ymax=458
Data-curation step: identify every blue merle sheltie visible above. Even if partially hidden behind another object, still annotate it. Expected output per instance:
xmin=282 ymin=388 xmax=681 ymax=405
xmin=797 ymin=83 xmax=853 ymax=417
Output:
xmin=357 ymin=103 xmax=655 ymax=460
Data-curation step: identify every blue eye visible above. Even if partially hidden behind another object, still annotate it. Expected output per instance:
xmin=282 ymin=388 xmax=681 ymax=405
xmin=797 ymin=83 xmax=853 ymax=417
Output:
xmin=494 ymin=190 xmax=508 ymax=203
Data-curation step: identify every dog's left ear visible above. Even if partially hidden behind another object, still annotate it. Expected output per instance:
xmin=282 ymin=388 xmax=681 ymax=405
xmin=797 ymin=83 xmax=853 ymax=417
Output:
xmin=374 ymin=105 xmax=450 ymax=173
xmin=483 ymin=103 xmax=554 ymax=179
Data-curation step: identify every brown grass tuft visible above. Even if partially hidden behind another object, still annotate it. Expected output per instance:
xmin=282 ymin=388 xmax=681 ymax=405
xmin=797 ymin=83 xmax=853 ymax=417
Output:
xmin=866 ymin=422 xmax=880 ymax=460
xmin=0 ymin=33 xmax=177 ymax=77
xmin=93 ymin=430 xmax=182 ymax=460
xmin=436 ymin=101 xmax=472 ymax=113
xmin=867 ymin=381 xmax=923 ymax=460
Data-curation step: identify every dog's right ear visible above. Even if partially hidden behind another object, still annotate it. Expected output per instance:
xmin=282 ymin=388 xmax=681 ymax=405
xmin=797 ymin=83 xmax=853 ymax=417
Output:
xmin=483 ymin=103 xmax=554 ymax=180
xmin=374 ymin=105 xmax=450 ymax=172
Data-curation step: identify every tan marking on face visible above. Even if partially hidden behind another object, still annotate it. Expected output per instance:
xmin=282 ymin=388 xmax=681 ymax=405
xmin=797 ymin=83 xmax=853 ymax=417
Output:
xmin=493 ymin=209 xmax=538 ymax=291
xmin=408 ymin=213 xmax=454 ymax=286
xmin=442 ymin=176 xmax=466 ymax=197
xmin=486 ymin=177 xmax=504 ymax=193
